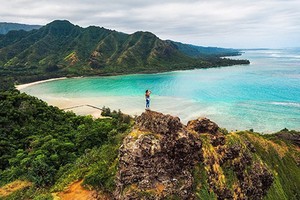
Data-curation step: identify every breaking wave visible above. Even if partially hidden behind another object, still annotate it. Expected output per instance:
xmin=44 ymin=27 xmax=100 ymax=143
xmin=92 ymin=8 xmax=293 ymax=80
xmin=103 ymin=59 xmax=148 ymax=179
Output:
xmin=271 ymin=102 xmax=300 ymax=108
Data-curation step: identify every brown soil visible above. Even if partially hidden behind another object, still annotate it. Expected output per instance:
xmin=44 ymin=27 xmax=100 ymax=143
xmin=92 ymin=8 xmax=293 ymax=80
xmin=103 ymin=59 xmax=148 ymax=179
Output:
xmin=56 ymin=180 xmax=96 ymax=200
xmin=56 ymin=180 xmax=111 ymax=200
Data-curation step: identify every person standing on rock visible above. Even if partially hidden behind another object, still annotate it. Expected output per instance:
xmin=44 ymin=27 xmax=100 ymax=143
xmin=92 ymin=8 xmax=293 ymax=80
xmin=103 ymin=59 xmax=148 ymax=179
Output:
xmin=145 ymin=89 xmax=151 ymax=110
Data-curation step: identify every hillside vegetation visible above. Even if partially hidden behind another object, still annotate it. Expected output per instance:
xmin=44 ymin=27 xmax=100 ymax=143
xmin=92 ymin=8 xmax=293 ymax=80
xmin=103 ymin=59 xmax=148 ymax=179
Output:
xmin=0 ymin=20 xmax=249 ymax=83
xmin=0 ymin=81 xmax=299 ymax=199
xmin=0 ymin=81 xmax=132 ymax=199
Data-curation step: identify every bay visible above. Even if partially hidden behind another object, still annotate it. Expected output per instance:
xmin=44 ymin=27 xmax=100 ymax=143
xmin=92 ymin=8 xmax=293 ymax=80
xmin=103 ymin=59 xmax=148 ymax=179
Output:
xmin=20 ymin=48 xmax=300 ymax=133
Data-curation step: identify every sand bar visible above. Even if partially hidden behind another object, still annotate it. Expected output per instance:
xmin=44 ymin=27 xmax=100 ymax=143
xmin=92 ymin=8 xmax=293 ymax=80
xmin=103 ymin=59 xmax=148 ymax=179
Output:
xmin=16 ymin=77 xmax=67 ymax=90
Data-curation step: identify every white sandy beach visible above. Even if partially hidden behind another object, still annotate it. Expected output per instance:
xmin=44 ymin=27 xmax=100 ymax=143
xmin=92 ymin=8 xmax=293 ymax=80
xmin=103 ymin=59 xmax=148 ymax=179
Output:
xmin=15 ymin=77 xmax=109 ymax=118
xmin=17 ymin=79 xmax=205 ymax=122
xmin=17 ymin=78 xmax=173 ymax=118
xmin=16 ymin=77 xmax=68 ymax=90
xmin=21 ymin=91 xmax=206 ymax=123
xmin=31 ymin=95 xmax=148 ymax=119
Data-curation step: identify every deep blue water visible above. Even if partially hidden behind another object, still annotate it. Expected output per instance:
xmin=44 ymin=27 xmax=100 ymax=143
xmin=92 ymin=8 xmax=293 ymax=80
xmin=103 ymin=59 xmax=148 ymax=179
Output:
xmin=21 ymin=49 xmax=300 ymax=133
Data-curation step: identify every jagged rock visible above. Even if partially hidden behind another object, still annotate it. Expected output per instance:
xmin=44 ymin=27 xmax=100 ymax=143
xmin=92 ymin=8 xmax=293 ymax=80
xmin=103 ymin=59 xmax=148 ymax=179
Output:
xmin=210 ymin=134 xmax=226 ymax=146
xmin=245 ymin=139 xmax=256 ymax=152
xmin=275 ymin=131 xmax=300 ymax=147
xmin=136 ymin=110 xmax=182 ymax=135
xmin=187 ymin=117 xmax=219 ymax=134
xmin=115 ymin=110 xmax=202 ymax=199
xmin=215 ymin=187 xmax=233 ymax=200
xmin=240 ymin=162 xmax=274 ymax=200
xmin=226 ymin=144 xmax=241 ymax=160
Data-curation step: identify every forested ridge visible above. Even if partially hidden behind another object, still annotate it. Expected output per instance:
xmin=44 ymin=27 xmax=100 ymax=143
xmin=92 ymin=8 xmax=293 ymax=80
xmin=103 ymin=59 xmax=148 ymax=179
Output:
xmin=0 ymin=20 xmax=249 ymax=84
xmin=0 ymin=22 xmax=41 ymax=35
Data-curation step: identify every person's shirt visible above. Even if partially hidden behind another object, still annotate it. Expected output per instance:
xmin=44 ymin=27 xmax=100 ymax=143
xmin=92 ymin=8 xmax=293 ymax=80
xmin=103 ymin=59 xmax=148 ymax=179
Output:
xmin=145 ymin=92 xmax=150 ymax=99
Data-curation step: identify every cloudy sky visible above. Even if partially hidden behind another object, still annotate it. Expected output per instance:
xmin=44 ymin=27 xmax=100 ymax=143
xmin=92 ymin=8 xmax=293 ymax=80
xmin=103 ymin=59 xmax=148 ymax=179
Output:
xmin=1 ymin=0 xmax=299 ymax=48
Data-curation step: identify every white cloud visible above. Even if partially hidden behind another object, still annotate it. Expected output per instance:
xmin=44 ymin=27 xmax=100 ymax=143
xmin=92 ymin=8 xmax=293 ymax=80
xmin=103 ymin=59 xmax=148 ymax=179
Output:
xmin=0 ymin=0 xmax=299 ymax=48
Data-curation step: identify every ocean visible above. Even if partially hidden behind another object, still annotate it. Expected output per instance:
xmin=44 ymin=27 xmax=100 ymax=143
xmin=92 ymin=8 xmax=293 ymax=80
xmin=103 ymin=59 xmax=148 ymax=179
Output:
xmin=20 ymin=48 xmax=300 ymax=133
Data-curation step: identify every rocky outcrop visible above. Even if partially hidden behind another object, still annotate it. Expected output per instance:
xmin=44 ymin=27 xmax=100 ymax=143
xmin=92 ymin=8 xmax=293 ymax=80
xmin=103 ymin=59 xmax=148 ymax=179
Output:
xmin=114 ymin=110 xmax=202 ymax=199
xmin=275 ymin=130 xmax=300 ymax=147
xmin=135 ymin=110 xmax=183 ymax=135
xmin=114 ymin=110 xmax=274 ymax=200
xmin=187 ymin=117 xmax=219 ymax=134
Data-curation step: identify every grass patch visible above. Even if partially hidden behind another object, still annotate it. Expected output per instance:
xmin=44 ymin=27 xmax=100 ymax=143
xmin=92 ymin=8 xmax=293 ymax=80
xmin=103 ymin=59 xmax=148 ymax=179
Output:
xmin=0 ymin=180 xmax=32 ymax=198
xmin=193 ymin=164 xmax=217 ymax=200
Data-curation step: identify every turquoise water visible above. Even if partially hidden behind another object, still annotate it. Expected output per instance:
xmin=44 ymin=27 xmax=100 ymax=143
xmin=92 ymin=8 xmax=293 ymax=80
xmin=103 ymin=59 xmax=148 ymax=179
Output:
xmin=21 ymin=49 xmax=300 ymax=133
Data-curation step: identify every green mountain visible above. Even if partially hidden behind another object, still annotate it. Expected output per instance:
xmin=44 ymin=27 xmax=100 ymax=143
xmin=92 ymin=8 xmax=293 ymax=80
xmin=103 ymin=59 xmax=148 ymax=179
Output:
xmin=0 ymin=20 xmax=249 ymax=83
xmin=0 ymin=22 xmax=41 ymax=35
xmin=0 ymin=83 xmax=299 ymax=199
xmin=172 ymin=41 xmax=242 ymax=57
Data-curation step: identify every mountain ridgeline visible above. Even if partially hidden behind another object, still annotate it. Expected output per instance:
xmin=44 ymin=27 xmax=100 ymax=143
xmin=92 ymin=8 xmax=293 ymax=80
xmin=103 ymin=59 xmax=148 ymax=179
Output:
xmin=0 ymin=22 xmax=41 ymax=35
xmin=0 ymin=20 xmax=249 ymax=83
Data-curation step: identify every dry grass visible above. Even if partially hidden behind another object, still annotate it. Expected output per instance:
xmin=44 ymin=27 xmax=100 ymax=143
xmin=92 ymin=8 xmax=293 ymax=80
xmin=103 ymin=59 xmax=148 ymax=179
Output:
xmin=233 ymin=183 xmax=244 ymax=200
xmin=0 ymin=180 xmax=32 ymax=197
xmin=202 ymin=138 xmax=226 ymax=188
xmin=64 ymin=52 xmax=79 ymax=65
xmin=156 ymin=183 xmax=165 ymax=194
xmin=128 ymin=129 xmax=146 ymax=139
xmin=128 ymin=129 xmax=162 ymax=140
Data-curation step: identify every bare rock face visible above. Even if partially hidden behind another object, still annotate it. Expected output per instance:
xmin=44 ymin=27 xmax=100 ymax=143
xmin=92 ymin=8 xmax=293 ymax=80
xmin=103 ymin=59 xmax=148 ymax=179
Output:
xmin=187 ymin=117 xmax=219 ymax=134
xmin=275 ymin=131 xmax=300 ymax=147
xmin=239 ymin=162 xmax=274 ymax=199
xmin=114 ymin=110 xmax=202 ymax=199
xmin=135 ymin=110 xmax=182 ymax=135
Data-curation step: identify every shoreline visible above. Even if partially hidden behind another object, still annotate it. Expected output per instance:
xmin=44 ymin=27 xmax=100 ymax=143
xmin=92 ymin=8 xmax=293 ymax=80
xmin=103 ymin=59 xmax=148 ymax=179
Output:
xmin=14 ymin=59 xmax=250 ymax=90
xmin=16 ymin=77 xmax=68 ymax=90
